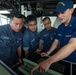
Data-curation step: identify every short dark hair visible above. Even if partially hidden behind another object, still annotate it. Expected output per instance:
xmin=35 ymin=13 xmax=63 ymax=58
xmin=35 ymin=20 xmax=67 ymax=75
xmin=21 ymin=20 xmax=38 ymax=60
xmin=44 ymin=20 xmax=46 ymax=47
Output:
xmin=22 ymin=14 xmax=26 ymax=20
xmin=9 ymin=12 xmax=23 ymax=20
xmin=26 ymin=14 xmax=37 ymax=23
xmin=42 ymin=17 xmax=51 ymax=22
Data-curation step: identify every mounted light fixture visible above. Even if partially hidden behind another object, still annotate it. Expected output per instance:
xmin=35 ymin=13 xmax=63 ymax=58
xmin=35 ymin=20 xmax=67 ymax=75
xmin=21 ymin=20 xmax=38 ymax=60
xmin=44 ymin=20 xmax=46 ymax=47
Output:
xmin=74 ymin=4 xmax=76 ymax=8
xmin=0 ymin=10 xmax=10 ymax=14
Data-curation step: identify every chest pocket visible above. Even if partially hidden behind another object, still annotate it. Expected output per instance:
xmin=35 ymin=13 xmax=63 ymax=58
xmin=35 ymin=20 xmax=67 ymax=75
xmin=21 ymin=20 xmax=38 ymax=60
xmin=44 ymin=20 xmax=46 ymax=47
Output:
xmin=31 ymin=38 xmax=38 ymax=49
xmin=16 ymin=38 xmax=22 ymax=47
xmin=43 ymin=34 xmax=52 ymax=42
xmin=0 ymin=35 xmax=10 ymax=47
xmin=43 ymin=34 xmax=49 ymax=40
xmin=50 ymin=33 xmax=56 ymax=40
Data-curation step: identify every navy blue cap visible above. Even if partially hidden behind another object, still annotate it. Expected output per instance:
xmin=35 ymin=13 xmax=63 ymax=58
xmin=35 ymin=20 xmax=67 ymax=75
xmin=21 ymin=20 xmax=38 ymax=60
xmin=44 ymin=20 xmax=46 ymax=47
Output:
xmin=55 ymin=0 xmax=73 ymax=12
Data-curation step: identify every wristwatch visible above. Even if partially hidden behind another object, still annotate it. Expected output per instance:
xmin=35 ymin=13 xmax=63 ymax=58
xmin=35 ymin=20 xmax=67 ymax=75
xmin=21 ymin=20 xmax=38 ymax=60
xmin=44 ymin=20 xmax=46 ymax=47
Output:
xmin=47 ymin=52 xmax=50 ymax=55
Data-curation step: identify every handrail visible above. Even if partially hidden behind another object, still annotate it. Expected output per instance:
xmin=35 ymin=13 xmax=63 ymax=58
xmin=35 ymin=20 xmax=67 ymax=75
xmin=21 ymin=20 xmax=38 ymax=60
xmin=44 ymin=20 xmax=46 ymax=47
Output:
xmin=0 ymin=60 xmax=18 ymax=75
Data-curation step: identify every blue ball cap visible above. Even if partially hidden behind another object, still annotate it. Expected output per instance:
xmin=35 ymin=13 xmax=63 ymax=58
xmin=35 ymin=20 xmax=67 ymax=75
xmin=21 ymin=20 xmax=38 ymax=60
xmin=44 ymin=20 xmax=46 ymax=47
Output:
xmin=55 ymin=0 xmax=73 ymax=12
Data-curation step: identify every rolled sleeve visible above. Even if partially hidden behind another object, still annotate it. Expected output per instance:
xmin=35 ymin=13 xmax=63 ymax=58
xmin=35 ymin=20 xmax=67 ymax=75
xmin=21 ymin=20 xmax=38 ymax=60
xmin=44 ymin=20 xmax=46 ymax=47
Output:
xmin=39 ymin=32 xmax=44 ymax=44
xmin=23 ymin=32 xmax=30 ymax=51
xmin=23 ymin=47 xmax=29 ymax=51
xmin=39 ymin=39 xmax=44 ymax=44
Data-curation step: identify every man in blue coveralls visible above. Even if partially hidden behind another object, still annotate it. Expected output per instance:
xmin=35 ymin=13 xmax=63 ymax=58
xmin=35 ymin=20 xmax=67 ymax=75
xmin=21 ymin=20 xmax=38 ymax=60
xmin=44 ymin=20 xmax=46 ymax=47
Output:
xmin=0 ymin=12 xmax=24 ymax=68
xmin=31 ymin=0 xmax=76 ymax=74
xmin=23 ymin=14 xmax=39 ymax=58
xmin=36 ymin=17 xmax=57 ymax=53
